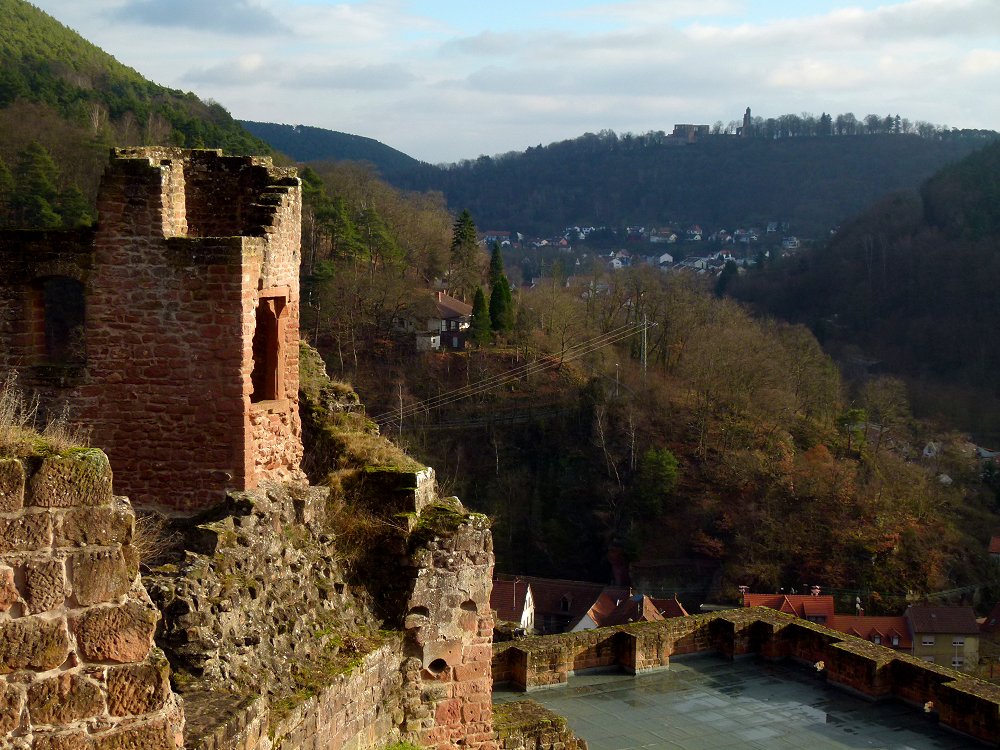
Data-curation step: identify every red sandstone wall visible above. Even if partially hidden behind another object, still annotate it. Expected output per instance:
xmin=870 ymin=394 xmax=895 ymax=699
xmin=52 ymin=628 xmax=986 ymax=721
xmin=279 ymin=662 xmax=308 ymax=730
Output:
xmin=0 ymin=451 xmax=184 ymax=747
xmin=0 ymin=148 xmax=304 ymax=511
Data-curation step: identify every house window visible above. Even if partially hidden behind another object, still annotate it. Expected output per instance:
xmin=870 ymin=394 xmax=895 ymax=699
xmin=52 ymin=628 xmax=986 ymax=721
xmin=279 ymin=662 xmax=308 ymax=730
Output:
xmin=560 ymin=595 xmax=571 ymax=613
xmin=250 ymin=294 xmax=285 ymax=403
xmin=31 ymin=276 xmax=86 ymax=364
xmin=872 ymin=635 xmax=881 ymax=645
xmin=891 ymin=635 xmax=899 ymax=646
xmin=952 ymin=638 xmax=965 ymax=647
xmin=952 ymin=656 xmax=964 ymax=668
xmin=922 ymin=636 xmax=935 ymax=646
xmin=923 ymin=656 xmax=935 ymax=663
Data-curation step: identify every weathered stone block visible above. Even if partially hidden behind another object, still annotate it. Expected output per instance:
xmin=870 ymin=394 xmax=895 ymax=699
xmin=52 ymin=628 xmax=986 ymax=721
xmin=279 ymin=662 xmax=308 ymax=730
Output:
xmin=24 ymin=557 xmax=67 ymax=614
xmin=27 ymin=672 xmax=106 ymax=725
xmin=92 ymin=712 xmax=181 ymax=750
xmin=73 ymin=600 xmax=158 ymax=663
xmin=31 ymin=729 xmax=91 ymax=750
xmin=0 ymin=564 xmax=19 ymax=612
xmin=0 ymin=616 xmax=69 ymax=674
xmin=0 ymin=457 xmax=26 ymax=512
xmin=107 ymin=656 xmax=171 ymax=716
xmin=71 ymin=548 xmax=132 ymax=606
xmin=29 ymin=450 xmax=113 ymax=508
xmin=56 ymin=500 xmax=133 ymax=547
xmin=0 ymin=679 xmax=25 ymax=733
xmin=0 ymin=513 xmax=52 ymax=553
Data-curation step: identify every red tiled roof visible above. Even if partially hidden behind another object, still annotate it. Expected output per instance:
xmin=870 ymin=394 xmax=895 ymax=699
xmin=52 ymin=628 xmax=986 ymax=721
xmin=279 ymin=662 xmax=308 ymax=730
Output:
xmin=490 ymin=578 xmax=530 ymax=624
xmin=989 ymin=536 xmax=1000 ymax=555
xmin=596 ymin=595 xmax=665 ymax=627
xmin=906 ymin=606 xmax=979 ymax=635
xmin=435 ymin=292 xmax=472 ymax=319
xmin=743 ymin=593 xmax=835 ymax=621
xmin=651 ymin=595 xmax=689 ymax=618
xmin=496 ymin=575 xmax=609 ymax=622
xmin=829 ymin=615 xmax=912 ymax=650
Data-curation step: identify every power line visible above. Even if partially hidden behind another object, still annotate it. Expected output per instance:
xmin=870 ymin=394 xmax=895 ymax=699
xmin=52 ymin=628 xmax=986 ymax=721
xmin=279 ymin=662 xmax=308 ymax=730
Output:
xmin=374 ymin=320 xmax=650 ymax=429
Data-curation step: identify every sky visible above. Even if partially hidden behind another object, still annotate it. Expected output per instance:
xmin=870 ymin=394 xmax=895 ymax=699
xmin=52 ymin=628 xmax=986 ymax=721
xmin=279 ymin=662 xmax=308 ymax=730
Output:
xmin=28 ymin=0 xmax=1000 ymax=164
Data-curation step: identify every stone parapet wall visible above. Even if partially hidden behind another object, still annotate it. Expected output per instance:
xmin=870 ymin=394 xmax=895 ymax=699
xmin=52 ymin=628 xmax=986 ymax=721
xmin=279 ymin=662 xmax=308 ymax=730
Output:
xmin=493 ymin=608 xmax=1000 ymax=746
xmin=268 ymin=641 xmax=404 ymax=750
xmin=0 ymin=451 xmax=183 ymax=749
xmin=493 ymin=701 xmax=587 ymax=750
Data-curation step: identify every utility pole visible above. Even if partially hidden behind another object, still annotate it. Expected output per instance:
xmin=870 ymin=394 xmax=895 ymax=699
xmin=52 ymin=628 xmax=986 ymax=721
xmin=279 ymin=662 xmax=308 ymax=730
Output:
xmin=642 ymin=313 xmax=648 ymax=380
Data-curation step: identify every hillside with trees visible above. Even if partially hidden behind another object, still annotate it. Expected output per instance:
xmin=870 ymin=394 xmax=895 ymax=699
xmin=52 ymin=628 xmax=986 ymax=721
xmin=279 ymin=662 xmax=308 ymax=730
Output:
xmin=0 ymin=0 xmax=269 ymax=227
xmin=240 ymin=121 xmax=424 ymax=181
xmin=732 ymin=139 xmax=1000 ymax=442
xmin=388 ymin=127 xmax=995 ymax=238
xmin=292 ymin=160 xmax=1000 ymax=611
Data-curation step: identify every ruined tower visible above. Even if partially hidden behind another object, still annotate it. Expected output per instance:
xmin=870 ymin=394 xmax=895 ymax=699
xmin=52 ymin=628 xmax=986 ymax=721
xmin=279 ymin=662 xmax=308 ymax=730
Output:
xmin=0 ymin=148 xmax=304 ymax=511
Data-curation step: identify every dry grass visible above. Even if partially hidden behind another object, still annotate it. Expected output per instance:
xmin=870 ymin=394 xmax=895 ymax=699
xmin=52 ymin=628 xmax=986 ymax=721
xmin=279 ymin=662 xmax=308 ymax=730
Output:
xmin=0 ymin=371 xmax=90 ymax=457
xmin=132 ymin=512 xmax=181 ymax=567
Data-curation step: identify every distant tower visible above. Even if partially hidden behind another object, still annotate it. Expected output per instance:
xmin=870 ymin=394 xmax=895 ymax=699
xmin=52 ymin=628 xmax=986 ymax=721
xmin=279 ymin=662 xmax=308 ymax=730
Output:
xmin=742 ymin=107 xmax=752 ymax=137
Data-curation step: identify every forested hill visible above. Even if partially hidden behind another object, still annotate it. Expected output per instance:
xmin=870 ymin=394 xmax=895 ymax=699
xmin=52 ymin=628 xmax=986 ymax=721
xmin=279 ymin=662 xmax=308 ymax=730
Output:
xmin=732 ymin=139 xmax=1000 ymax=440
xmin=240 ymin=121 xmax=424 ymax=179
xmin=0 ymin=0 xmax=268 ymax=227
xmin=389 ymin=130 xmax=996 ymax=237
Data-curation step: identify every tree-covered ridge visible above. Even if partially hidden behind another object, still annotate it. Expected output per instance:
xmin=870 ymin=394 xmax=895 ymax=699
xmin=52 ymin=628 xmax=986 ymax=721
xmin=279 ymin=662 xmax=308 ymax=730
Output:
xmin=391 ymin=124 xmax=997 ymax=238
xmin=240 ymin=121 xmax=424 ymax=179
xmin=732 ymin=139 xmax=1000 ymax=439
xmin=0 ymin=0 xmax=273 ymax=228
xmin=0 ymin=0 xmax=267 ymax=154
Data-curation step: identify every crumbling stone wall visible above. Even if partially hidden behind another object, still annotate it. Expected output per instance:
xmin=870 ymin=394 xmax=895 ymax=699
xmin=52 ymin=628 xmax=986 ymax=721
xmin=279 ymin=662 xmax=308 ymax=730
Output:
xmin=401 ymin=501 xmax=495 ymax=750
xmin=0 ymin=450 xmax=183 ymax=748
xmin=0 ymin=148 xmax=304 ymax=512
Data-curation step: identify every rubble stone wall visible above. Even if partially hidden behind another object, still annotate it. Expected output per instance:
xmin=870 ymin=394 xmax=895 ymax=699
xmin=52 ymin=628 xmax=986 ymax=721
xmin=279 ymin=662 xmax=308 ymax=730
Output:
xmin=0 ymin=451 xmax=183 ymax=749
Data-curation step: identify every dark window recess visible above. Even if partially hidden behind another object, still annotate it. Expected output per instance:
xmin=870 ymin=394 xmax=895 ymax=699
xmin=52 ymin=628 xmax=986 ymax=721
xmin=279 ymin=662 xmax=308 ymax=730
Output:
xmin=41 ymin=277 xmax=86 ymax=364
xmin=250 ymin=296 xmax=285 ymax=403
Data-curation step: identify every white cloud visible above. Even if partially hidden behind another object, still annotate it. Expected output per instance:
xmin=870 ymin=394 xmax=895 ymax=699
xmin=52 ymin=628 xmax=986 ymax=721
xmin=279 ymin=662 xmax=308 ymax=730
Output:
xmin=23 ymin=0 xmax=1000 ymax=162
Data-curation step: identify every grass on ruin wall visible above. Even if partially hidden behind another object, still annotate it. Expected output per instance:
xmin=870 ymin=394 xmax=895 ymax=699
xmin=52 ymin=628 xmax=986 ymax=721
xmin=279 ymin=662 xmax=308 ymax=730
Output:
xmin=0 ymin=370 xmax=89 ymax=457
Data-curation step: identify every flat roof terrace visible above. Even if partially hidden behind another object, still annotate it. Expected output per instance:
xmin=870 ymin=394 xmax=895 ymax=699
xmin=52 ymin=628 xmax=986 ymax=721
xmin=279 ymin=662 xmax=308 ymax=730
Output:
xmin=494 ymin=654 xmax=980 ymax=749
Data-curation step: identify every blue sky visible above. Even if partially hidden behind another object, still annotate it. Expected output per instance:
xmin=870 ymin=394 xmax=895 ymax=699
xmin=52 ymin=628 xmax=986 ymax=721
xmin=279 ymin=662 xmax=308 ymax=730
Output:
xmin=29 ymin=0 xmax=1000 ymax=163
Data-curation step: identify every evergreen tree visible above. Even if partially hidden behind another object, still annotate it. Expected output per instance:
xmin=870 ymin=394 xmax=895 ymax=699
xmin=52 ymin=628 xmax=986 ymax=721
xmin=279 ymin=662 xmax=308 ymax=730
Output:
xmin=11 ymin=141 xmax=61 ymax=228
xmin=448 ymin=209 xmax=480 ymax=300
xmin=470 ymin=286 xmax=491 ymax=345
xmin=488 ymin=241 xmax=505 ymax=287
xmin=57 ymin=185 xmax=93 ymax=227
xmin=489 ymin=276 xmax=514 ymax=333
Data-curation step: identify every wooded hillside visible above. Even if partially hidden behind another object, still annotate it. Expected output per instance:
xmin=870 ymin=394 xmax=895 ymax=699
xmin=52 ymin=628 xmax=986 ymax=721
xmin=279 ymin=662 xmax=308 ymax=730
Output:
xmin=732 ymin=140 xmax=1000 ymax=441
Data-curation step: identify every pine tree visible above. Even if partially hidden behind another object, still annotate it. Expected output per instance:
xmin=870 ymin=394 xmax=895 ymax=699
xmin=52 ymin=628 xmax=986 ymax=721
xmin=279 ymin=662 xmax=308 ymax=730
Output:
xmin=449 ymin=209 xmax=480 ymax=300
xmin=488 ymin=241 xmax=505 ymax=287
xmin=489 ymin=276 xmax=514 ymax=333
xmin=11 ymin=141 xmax=61 ymax=228
xmin=470 ymin=287 xmax=491 ymax=345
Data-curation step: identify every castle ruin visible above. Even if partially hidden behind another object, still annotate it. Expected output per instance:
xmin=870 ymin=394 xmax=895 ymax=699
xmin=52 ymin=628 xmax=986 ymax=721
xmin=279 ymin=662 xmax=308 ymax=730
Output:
xmin=0 ymin=148 xmax=304 ymax=512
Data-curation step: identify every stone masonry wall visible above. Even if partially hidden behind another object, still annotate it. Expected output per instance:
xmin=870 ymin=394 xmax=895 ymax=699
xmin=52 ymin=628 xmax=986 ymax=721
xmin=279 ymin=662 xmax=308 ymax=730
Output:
xmin=401 ymin=501 xmax=495 ymax=750
xmin=493 ymin=608 xmax=1000 ymax=746
xmin=0 ymin=148 xmax=303 ymax=512
xmin=0 ymin=450 xmax=184 ymax=749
